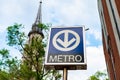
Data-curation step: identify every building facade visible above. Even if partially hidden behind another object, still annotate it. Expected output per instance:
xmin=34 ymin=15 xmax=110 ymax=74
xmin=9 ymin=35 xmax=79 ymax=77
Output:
xmin=98 ymin=0 xmax=120 ymax=80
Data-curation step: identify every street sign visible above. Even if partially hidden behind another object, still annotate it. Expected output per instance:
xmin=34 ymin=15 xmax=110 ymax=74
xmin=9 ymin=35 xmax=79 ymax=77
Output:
xmin=45 ymin=26 xmax=87 ymax=70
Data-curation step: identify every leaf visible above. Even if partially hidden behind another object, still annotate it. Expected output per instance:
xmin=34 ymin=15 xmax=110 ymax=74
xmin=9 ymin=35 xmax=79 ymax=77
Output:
xmin=6 ymin=23 xmax=26 ymax=47
xmin=0 ymin=49 xmax=9 ymax=58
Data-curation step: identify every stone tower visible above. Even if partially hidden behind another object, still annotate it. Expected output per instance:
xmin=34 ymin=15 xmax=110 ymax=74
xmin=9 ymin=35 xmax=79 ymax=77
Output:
xmin=25 ymin=1 xmax=44 ymax=80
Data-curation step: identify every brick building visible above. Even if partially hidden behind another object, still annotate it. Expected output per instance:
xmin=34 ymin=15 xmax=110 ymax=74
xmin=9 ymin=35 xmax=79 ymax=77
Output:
xmin=98 ymin=0 xmax=120 ymax=80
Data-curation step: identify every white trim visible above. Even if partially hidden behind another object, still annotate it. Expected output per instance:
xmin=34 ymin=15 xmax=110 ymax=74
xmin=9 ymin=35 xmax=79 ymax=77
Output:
xmin=98 ymin=0 xmax=109 ymax=49
xmin=111 ymin=0 xmax=120 ymax=32
xmin=110 ymin=0 xmax=120 ymax=56
xmin=106 ymin=0 xmax=120 ymax=56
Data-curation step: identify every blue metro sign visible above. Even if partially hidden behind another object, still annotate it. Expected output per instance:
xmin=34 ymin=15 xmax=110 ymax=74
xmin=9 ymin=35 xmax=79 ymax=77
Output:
xmin=45 ymin=26 xmax=86 ymax=66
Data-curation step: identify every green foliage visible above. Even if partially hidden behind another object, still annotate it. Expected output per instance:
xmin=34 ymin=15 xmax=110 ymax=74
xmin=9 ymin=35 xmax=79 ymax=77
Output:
xmin=38 ymin=23 xmax=51 ymax=30
xmin=0 ymin=49 xmax=10 ymax=70
xmin=1 ymin=23 xmax=61 ymax=80
xmin=0 ymin=49 xmax=20 ymax=80
xmin=23 ymin=36 xmax=47 ymax=80
xmin=38 ymin=23 xmax=51 ymax=47
xmin=19 ymin=63 xmax=35 ymax=80
xmin=51 ymin=70 xmax=62 ymax=80
xmin=89 ymin=76 xmax=99 ymax=80
xmin=88 ymin=71 xmax=109 ymax=80
xmin=7 ymin=23 xmax=26 ymax=47
xmin=0 ymin=71 xmax=10 ymax=80
xmin=0 ymin=49 xmax=9 ymax=58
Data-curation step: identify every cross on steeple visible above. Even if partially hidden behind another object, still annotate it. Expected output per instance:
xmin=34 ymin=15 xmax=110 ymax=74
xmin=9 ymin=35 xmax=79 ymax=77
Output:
xmin=28 ymin=1 xmax=44 ymax=38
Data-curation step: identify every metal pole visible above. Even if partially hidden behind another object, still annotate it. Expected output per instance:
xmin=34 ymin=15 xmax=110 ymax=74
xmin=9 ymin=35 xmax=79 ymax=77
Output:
xmin=63 ymin=68 xmax=68 ymax=80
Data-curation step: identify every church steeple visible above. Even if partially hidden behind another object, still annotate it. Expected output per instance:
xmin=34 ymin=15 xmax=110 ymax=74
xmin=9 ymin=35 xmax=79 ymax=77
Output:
xmin=28 ymin=1 xmax=44 ymax=38
xmin=35 ymin=1 xmax=42 ymax=24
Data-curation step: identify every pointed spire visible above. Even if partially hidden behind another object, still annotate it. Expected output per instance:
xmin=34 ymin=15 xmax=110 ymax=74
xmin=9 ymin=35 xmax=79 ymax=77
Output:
xmin=34 ymin=1 xmax=42 ymax=25
xmin=28 ymin=0 xmax=44 ymax=38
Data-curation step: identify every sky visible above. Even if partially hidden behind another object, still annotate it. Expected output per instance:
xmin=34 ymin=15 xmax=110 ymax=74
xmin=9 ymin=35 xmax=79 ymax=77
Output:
xmin=0 ymin=0 xmax=107 ymax=80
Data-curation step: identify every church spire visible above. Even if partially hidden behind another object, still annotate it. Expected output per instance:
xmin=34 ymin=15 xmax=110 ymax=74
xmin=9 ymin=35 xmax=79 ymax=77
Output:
xmin=28 ymin=1 xmax=44 ymax=38
xmin=34 ymin=1 xmax=42 ymax=24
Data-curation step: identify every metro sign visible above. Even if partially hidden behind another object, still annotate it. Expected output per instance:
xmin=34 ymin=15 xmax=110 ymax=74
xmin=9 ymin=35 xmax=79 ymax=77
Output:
xmin=45 ymin=26 xmax=87 ymax=70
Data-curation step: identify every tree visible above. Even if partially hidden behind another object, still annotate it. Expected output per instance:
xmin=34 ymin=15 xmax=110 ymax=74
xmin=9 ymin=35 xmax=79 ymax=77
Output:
xmin=88 ymin=70 xmax=109 ymax=80
xmin=0 ymin=49 xmax=20 ymax=80
xmin=5 ymin=23 xmax=61 ymax=80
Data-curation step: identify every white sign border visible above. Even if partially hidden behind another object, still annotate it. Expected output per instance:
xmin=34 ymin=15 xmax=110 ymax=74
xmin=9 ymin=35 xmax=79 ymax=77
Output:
xmin=44 ymin=26 xmax=87 ymax=66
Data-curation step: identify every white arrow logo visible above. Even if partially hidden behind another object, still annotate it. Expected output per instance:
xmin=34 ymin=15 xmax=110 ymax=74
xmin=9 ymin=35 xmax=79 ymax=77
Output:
xmin=52 ymin=30 xmax=80 ymax=51
xmin=56 ymin=31 xmax=76 ymax=48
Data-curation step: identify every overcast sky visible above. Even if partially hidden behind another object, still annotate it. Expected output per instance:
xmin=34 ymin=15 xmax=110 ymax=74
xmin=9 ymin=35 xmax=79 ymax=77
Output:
xmin=0 ymin=0 xmax=107 ymax=80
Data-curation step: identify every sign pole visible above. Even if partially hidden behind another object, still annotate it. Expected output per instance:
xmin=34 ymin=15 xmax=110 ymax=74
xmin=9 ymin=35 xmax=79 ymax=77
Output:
xmin=63 ymin=68 xmax=68 ymax=80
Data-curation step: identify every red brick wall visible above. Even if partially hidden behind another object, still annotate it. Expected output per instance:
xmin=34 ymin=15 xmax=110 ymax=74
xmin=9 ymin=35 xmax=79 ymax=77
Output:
xmin=102 ymin=31 xmax=115 ymax=80
xmin=115 ymin=0 xmax=120 ymax=17
xmin=101 ymin=0 xmax=120 ymax=80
